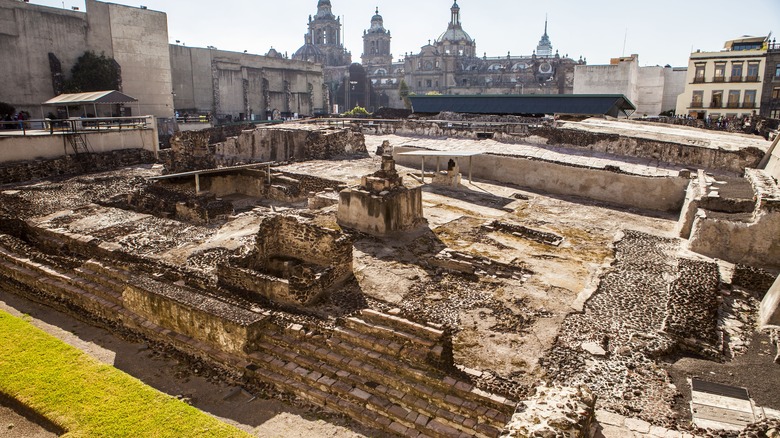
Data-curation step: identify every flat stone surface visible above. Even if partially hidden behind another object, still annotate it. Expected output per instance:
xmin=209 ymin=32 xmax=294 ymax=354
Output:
xmin=581 ymin=341 xmax=607 ymax=356
xmin=596 ymin=409 xmax=625 ymax=427
xmin=624 ymin=417 xmax=652 ymax=433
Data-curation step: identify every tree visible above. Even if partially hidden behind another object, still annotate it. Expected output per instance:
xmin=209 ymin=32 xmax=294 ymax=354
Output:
xmin=399 ymin=80 xmax=411 ymax=110
xmin=0 ymin=102 xmax=14 ymax=117
xmin=63 ymin=51 xmax=121 ymax=93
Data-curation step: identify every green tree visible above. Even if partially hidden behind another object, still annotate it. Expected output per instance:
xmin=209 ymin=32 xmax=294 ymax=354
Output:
xmin=63 ymin=51 xmax=120 ymax=93
xmin=0 ymin=102 xmax=15 ymax=117
xmin=399 ymin=79 xmax=411 ymax=110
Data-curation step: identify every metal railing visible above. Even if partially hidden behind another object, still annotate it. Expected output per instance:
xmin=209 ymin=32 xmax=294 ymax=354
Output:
xmin=746 ymin=75 xmax=759 ymax=82
xmin=690 ymin=101 xmax=703 ymax=108
xmin=0 ymin=116 xmax=153 ymax=137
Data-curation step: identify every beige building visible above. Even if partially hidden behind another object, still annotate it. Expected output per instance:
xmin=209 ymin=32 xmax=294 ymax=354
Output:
xmin=0 ymin=0 xmax=174 ymax=118
xmin=676 ymin=36 xmax=770 ymax=119
xmin=574 ymin=54 xmax=687 ymax=117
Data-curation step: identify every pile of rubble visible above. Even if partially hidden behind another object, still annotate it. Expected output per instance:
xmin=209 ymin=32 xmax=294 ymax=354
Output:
xmin=501 ymin=383 xmax=596 ymax=438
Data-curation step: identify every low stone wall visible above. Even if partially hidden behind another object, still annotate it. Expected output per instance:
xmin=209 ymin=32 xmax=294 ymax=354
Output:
xmin=393 ymin=146 xmax=689 ymax=213
xmin=0 ymin=149 xmax=157 ymax=184
xmin=354 ymin=119 xmax=532 ymax=142
xmin=123 ymin=277 xmax=267 ymax=355
xmin=0 ymin=128 xmax=158 ymax=164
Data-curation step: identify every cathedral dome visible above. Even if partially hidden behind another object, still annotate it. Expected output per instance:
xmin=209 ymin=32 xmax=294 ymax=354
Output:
xmin=436 ymin=1 xmax=474 ymax=46
xmin=368 ymin=7 xmax=386 ymax=34
xmin=293 ymin=35 xmax=323 ymax=63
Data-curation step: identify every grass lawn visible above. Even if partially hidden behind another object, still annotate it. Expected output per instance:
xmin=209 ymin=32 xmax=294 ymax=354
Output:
xmin=0 ymin=309 xmax=251 ymax=437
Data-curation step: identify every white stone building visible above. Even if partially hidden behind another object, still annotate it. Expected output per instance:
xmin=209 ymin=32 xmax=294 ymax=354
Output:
xmin=573 ymin=54 xmax=687 ymax=117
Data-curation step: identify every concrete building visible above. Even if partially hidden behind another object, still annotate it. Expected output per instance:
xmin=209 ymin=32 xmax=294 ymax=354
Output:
xmin=676 ymin=36 xmax=771 ymax=119
xmin=573 ymin=54 xmax=687 ymax=117
xmin=0 ymin=0 xmax=174 ymax=118
xmin=170 ymin=46 xmax=325 ymax=120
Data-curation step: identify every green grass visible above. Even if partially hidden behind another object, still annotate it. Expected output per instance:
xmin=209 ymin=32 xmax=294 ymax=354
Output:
xmin=0 ymin=310 xmax=251 ymax=438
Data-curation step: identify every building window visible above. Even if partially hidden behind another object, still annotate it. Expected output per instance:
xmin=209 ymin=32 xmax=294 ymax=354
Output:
xmin=417 ymin=81 xmax=422 ymax=88
xmin=691 ymin=90 xmax=704 ymax=108
xmin=746 ymin=62 xmax=760 ymax=81
xmin=710 ymin=90 xmax=723 ymax=108
xmin=727 ymin=90 xmax=741 ymax=108
xmin=776 ymin=63 xmax=780 ymax=78
xmin=462 ymin=79 xmax=468 ymax=86
xmin=713 ymin=62 xmax=726 ymax=82
xmin=435 ymin=80 xmax=439 ymax=88
xmin=771 ymin=109 xmax=780 ymax=119
xmin=694 ymin=63 xmax=706 ymax=83
xmin=730 ymin=62 xmax=743 ymax=82
xmin=773 ymin=87 xmax=780 ymax=99
xmin=743 ymin=90 xmax=757 ymax=108
xmin=426 ymin=79 xmax=432 ymax=88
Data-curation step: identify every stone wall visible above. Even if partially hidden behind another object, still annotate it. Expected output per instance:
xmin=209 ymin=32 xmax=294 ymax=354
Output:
xmin=394 ymin=146 xmax=689 ymax=213
xmin=220 ymin=214 xmax=353 ymax=307
xmin=337 ymin=186 xmax=425 ymax=237
xmin=123 ymin=277 xmax=267 ymax=355
xmin=167 ymin=125 xmax=366 ymax=174
xmin=0 ymin=149 xmax=157 ymax=184
xmin=527 ymin=126 xmax=764 ymax=175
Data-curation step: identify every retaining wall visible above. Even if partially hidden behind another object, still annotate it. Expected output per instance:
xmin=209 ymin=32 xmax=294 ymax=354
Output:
xmin=393 ymin=146 xmax=689 ymax=213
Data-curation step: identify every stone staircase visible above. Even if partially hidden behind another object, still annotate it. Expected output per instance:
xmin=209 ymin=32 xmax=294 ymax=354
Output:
xmin=0 ymin=240 xmax=516 ymax=437
xmin=245 ymin=309 xmax=514 ymax=437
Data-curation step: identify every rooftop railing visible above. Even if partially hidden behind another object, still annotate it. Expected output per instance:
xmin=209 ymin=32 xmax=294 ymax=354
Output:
xmin=0 ymin=116 xmax=153 ymax=137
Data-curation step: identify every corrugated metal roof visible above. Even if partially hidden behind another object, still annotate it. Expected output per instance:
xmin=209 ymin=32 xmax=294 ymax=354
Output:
xmin=43 ymin=90 xmax=138 ymax=105
xmin=408 ymin=94 xmax=636 ymax=118
xmin=691 ymin=378 xmax=750 ymax=401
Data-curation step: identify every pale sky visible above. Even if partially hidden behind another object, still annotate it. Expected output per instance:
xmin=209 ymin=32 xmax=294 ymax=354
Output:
xmin=30 ymin=0 xmax=779 ymax=68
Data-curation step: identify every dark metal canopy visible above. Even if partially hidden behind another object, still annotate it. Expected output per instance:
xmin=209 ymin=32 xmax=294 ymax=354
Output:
xmin=409 ymin=94 xmax=636 ymax=118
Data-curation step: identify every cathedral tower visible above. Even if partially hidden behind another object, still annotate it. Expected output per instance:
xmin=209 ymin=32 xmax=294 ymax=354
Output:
xmin=293 ymin=0 xmax=351 ymax=67
xmin=361 ymin=8 xmax=392 ymax=72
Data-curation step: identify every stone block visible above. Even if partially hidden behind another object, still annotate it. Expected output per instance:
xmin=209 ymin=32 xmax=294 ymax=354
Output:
xmin=624 ymin=417 xmax=651 ymax=434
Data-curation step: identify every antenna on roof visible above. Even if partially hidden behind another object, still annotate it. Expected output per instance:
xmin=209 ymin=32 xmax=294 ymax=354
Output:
xmin=622 ymin=28 xmax=628 ymax=57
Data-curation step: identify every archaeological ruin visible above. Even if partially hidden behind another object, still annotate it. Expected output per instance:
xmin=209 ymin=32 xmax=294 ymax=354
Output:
xmin=0 ymin=115 xmax=779 ymax=437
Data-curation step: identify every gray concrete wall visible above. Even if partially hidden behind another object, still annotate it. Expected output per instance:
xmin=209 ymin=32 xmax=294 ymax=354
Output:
xmin=662 ymin=68 xmax=687 ymax=114
xmin=636 ymin=67 xmax=665 ymax=117
xmin=760 ymin=275 xmax=780 ymax=328
xmin=0 ymin=0 xmax=173 ymax=118
xmin=169 ymin=45 xmax=325 ymax=118
xmin=95 ymin=1 xmax=174 ymax=117
xmin=393 ymin=146 xmax=689 ymax=213
xmin=0 ymin=127 xmax=157 ymax=163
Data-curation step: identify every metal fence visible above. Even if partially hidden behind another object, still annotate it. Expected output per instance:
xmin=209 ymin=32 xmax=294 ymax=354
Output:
xmin=0 ymin=116 xmax=153 ymax=137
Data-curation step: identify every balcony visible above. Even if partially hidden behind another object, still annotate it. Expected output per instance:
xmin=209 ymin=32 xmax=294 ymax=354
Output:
xmin=693 ymin=77 xmax=706 ymax=84
xmin=709 ymin=102 xmax=723 ymax=109
xmin=746 ymin=75 xmax=759 ymax=82
xmin=713 ymin=76 xmax=725 ymax=83
xmin=742 ymin=102 xmax=756 ymax=109
xmin=726 ymin=101 xmax=740 ymax=108
xmin=690 ymin=101 xmax=703 ymax=108
xmin=729 ymin=76 xmax=743 ymax=82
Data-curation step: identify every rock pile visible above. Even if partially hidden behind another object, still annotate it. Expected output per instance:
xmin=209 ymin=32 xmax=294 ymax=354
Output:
xmin=502 ymin=383 xmax=596 ymax=438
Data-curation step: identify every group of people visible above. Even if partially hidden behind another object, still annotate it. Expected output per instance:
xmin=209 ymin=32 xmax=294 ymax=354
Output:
xmin=1 ymin=111 xmax=30 ymax=130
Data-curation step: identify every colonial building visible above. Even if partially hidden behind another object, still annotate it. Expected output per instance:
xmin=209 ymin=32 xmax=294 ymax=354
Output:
xmin=293 ymin=0 xmax=353 ymax=112
xmin=574 ymin=54 xmax=687 ymax=117
xmin=399 ymin=2 xmax=582 ymax=100
xmin=676 ymin=36 xmax=771 ymax=119
xmin=759 ymin=39 xmax=780 ymax=120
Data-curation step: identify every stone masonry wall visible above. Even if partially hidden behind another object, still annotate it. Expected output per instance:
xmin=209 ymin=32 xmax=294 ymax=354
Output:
xmin=0 ymin=149 xmax=157 ymax=185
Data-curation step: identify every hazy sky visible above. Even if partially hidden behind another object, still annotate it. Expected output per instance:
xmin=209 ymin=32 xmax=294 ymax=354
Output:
xmin=30 ymin=0 xmax=779 ymax=67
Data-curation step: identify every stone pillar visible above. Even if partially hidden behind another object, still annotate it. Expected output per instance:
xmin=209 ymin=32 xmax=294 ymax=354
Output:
xmin=759 ymin=275 xmax=780 ymax=329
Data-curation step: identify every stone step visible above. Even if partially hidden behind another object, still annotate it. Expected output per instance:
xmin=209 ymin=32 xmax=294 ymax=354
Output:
xmin=247 ymin=347 xmax=439 ymax=438
xmin=358 ymin=308 xmax=445 ymax=343
xmin=344 ymin=316 xmax=440 ymax=350
xmin=325 ymin=333 xmax=514 ymax=418
xmin=261 ymin=330 xmax=509 ymax=435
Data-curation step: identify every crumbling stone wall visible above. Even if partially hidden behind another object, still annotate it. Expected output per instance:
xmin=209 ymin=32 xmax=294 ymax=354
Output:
xmin=0 ymin=149 xmax=157 ymax=185
xmin=219 ymin=214 xmax=353 ymax=307
xmin=502 ymin=384 xmax=595 ymax=438
xmin=529 ymin=126 xmax=764 ymax=175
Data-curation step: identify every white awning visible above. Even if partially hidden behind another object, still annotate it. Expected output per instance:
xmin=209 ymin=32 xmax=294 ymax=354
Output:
xmin=43 ymin=90 xmax=138 ymax=106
